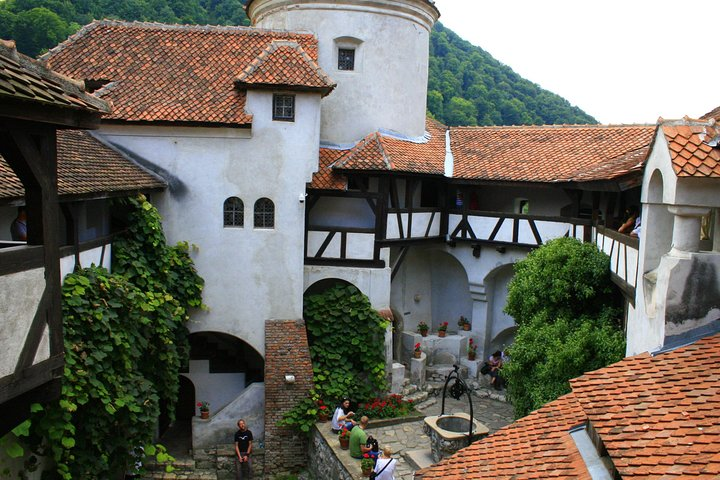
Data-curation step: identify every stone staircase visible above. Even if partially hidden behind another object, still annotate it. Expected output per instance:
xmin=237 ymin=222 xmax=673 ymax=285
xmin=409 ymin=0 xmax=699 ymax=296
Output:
xmin=141 ymin=446 xmax=263 ymax=480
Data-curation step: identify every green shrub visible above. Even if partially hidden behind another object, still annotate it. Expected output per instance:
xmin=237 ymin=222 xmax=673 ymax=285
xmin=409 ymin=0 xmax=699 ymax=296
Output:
xmin=503 ymin=237 xmax=625 ymax=418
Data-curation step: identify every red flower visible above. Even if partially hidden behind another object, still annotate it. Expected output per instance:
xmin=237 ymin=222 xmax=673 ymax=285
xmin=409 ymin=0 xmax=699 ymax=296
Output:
xmin=363 ymin=453 xmax=369 ymax=458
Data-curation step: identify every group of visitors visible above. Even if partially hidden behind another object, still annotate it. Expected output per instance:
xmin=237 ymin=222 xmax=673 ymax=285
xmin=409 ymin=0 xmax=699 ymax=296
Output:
xmin=618 ymin=206 xmax=641 ymax=238
xmin=332 ymin=398 xmax=397 ymax=479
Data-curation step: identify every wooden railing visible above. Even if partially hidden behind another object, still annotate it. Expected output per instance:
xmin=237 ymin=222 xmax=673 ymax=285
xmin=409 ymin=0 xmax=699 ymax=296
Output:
xmin=449 ymin=211 xmax=591 ymax=247
xmin=595 ymin=225 xmax=639 ymax=301
xmin=384 ymin=208 xmax=443 ymax=241
xmin=305 ymin=225 xmax=383 ymax=267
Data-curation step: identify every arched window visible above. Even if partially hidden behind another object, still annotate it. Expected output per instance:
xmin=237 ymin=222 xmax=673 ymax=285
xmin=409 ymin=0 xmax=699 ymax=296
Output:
xmin=254 ymin=198 xmax=275 ymax=229
xmin=223 ymin=197 xmax=244 ymax=227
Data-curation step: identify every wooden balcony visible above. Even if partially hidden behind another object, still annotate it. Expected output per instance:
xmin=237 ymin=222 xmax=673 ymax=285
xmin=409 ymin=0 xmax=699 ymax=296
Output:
xmin=385 ymin=208 xmax=443 ymax=241
xmin=449 ymin=211 xmax=591 ymax=247
xmin=0 ymin=235 xmax=113 ymax=433
xmin=594 ymin=225 xmax=639 ymax=302
xmin=305 ymin=225 xmax=384 ymax=267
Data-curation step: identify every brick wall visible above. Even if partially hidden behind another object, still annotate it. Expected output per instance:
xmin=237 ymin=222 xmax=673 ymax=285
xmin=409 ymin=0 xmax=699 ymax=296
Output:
xmin=264 ymin=319 xmax=314 ymax=476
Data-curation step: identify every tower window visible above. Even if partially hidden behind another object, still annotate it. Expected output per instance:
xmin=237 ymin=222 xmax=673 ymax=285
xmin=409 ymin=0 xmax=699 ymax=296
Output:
xmin=273 ymin=94 xmax=295 ymax=122
xmin=223 ymin=197 xmax=244 ymax=227
xmin=338 ymin=48 xmax=355 ymax=71
xmin=254 ymin=198 xmax=275 ymax=229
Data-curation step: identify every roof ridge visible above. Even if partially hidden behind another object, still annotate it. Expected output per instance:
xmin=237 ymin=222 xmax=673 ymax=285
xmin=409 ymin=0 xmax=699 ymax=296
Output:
xmin=451 ymin=123 xmax=656 ymax=131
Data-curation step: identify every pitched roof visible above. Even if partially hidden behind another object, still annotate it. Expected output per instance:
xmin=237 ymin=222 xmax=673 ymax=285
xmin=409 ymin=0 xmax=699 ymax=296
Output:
xmin=450 ymin=124 xmax=656 ymax=183
xmin=416 ymin=333 xmax=720 ymax=480
xmin=661 ymin=120 xmax=720 ymax=177
xmin=0 ymin=39 xmax=109 ymax=119
xmin=43 ymin=21 xmax=323 ymax=126
xmin=0 ymin=130 xmax=165 ymax=201
xmin=700 ymin=106 xmax=720 ymax=122
xmin=332 ymin=118 xmax=447 ymax=175
xmin=311 ymin=148 xmax=349 ymax=190
xmin=236 ymin=40 xmax=335 ymax=96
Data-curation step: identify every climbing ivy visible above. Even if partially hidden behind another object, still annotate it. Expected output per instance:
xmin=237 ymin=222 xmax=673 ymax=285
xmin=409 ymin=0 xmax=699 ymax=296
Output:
xmin=14 ymin=195 xmax=204 ymax=479
xmin=304 ymin=285 xmax=389 ymax=402
xmin=280 ymin=285 xmax=389 ymax=434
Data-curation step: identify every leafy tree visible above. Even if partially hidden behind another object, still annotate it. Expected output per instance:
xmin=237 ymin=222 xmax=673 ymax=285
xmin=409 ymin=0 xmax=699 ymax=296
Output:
xmin=12 ymin=7 xmax=71 ymax=56
xmin=503 ymin=237 xmax=625 ymax=418
xmin=445 ymin=96 xmax=477 ymax=126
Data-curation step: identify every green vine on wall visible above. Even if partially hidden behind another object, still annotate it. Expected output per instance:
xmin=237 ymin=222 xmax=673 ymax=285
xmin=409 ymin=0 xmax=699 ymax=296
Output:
xmin=279 ymin=285 xmax=389 ymax=433
xmin=9 ymin=195 xmax=204 ymax=479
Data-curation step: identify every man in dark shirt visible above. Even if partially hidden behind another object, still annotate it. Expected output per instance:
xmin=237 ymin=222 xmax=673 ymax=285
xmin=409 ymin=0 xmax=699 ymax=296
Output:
xmin=234 ymin=419 xmax=253 ymax=479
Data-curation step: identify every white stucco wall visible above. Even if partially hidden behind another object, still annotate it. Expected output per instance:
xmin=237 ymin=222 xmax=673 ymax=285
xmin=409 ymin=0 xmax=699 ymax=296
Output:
xmin=0 ymin=267 xmax=46 ymax=377
xmin=98 ymin=91 xmax=323 ymax=357
xmin=183 ymin=360 xmax=247 ymax=415
xmin=303 ymin=262 xmax=391 ymax=310
xmin=250 ymin=0 xmax=438 ymax=144
xmin=471 ymin=185 xmax=572 ymax=216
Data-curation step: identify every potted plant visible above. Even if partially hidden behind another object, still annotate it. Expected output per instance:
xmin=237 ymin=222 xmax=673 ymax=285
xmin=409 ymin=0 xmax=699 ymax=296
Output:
xmin=468 ymin=338 xmax=478 ymax=361
xmin=437 ymin=321 xmax=449 ymax=337
xmin=458 ymin=315 xmax=471 ymax=331
xmin=197 ymin=401 xmax=210 ymax=419
xmin=413 ymin=342 xmax=422 ymax=359
xmin=417 ymin=321 xmax=429 ymax=337
xmin=317 ymin=401 xmax=329 ymax=422
xmin=338 ymin=428 xmax=351 ymax=449
xmin=361 ymin=454 xmax=375 ymax=476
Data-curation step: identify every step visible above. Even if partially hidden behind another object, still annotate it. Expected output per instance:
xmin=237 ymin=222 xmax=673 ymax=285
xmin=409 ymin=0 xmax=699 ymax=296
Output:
xmin=142 ymin=470 xmax=217 ymax=480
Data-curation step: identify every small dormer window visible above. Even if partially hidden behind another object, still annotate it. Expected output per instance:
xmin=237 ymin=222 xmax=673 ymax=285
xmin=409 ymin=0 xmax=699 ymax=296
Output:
xmin=338 ymin=48 xmax=355 ymax=71
xmin=273 ymin=94 xmax=295 ymax=122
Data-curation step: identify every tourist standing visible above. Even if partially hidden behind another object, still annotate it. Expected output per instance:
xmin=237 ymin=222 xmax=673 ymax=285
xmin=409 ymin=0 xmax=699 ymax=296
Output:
xmin=234 ymin=419 xmax=253 ymax=479
xmin=10 ymin=206 xmax=26 ymax=241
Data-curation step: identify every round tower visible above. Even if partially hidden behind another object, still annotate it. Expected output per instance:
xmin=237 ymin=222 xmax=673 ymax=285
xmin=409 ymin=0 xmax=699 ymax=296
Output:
xmin=246 ymin=0 xmax=440 ymax=145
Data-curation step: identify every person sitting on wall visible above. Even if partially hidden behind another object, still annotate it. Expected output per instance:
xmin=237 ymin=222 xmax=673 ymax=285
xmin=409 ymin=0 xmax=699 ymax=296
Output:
xmin=331 ymin=397 xmax=356 ymax=434
xmin=10 ymin=206 xmax=27 ymax=241
xmin=365 ymin=433 xmax=380 ymax=465
xmin=618 ymin=206 xmax=639 ymax=235
xmin=349 ymin=416 xmax=373 ymax=459
xmin=480 ymin=350 xmax=504 ymax=390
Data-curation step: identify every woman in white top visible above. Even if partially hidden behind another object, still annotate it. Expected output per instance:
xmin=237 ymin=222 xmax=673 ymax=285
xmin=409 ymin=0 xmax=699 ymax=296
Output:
xmin=373 ymin=446 xmax=396 ymax=480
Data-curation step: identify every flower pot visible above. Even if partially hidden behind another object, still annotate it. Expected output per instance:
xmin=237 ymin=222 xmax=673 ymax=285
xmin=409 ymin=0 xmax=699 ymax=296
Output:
xmin=420 ymin=330 xmax=428 ymax=337
xmin=438 ymin=331 xmax=446 ymax=337
xmin=362 ymin=467 xmax=373 ymax=477
xmin=414 ymin=350 xmax=422 ymax=359
xmin=200 ymin=410 xmax=209 ymax=419
xmin=463 ymin=324 xmax=471 ymax=331
xmin=468 ymin=352 xmax=476 ymax=361
xmin=339 ymin=437 xmax=350 ymax=450
xmin=318 ymin=412 xmax=329 ymax=422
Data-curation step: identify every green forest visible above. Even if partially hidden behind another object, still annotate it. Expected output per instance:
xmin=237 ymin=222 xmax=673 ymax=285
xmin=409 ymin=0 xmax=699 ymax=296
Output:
xmin=0 ymin=0 xmax=597 ymax=126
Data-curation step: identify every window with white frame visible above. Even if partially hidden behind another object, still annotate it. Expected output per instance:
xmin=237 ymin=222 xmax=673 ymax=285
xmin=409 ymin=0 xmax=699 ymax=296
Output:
xmin=273 ymin=94 xmax=295 ymax=122
xmin=224 ymin=197 xmax=244 ymax=227
xmin=254 ymin=198 xmax=275 ymax=228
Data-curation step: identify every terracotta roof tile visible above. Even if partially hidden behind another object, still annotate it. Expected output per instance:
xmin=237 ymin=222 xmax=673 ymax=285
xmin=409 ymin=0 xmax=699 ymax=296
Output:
xmin=700 ymin=105 xmax=720 ymax=121
xmin=0 ymin=39 xmax=109 ymax=115
xmin=0 ymin=130 xmax=165 ymax=200
xmin=418 ymin=333 xmax=720 ymax=479
xmin=450 ymin=124 xmax=656 ymax=183
xmin=334 ymin=118 xmax=447 ymax=175
xmin=661 ymin=120 xmax=720 ymax=177
xmin=43 ymin=21 xmax=321 ymax=126
xmin=236 ymin=40 xmax=335 ymax=96
xmin=416 ymin=394 xmax=589 ymax=480
xmin=310 ymin=148 xmax=348 ymax=190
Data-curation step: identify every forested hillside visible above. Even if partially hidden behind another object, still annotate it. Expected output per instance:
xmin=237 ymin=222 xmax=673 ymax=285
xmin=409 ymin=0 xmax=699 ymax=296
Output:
xmin=0 ymin=0 xmax=597 ymax=126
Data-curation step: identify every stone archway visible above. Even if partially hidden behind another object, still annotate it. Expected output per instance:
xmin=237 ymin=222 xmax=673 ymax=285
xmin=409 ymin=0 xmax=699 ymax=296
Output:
xmin=482 ymin=263 xmax=517 ymax=357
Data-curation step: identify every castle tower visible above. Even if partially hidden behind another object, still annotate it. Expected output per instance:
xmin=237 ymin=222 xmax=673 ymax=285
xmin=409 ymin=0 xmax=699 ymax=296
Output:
xmin=246 ymin=0 xmax=440 ymax=145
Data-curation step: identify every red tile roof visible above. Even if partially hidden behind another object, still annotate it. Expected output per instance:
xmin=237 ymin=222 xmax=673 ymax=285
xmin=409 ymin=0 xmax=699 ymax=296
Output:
xmin=450 ymin=124 xmax=656 ymax=183
xmin=701 ymin=106 xmax=720 ymax=122
xmin=661 ymin=121 xmax=720 ymax=177
xmin=417 ymin=333 xmax=720 ymax=480
xmin=0 ymin=130 xmax=165 ymax=200
xmin=311 ymin=148 xmax=349 ymax=190
xmin=0 ymin=39 xmax=109 ymax=116
xmin=236 ymin=40 xmax=335 ymax=96
xmin=43 ymin=21 xmax=322 ymax=126
xmin=333 ymin=118 xmax=447 ymax=175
